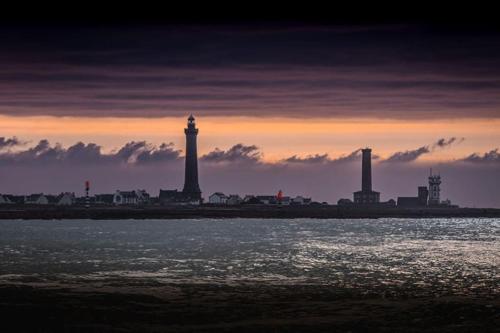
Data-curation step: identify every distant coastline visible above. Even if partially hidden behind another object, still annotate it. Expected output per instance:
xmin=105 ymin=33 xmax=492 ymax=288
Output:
xmin=0 ymin=205 xmax=499 ymax=220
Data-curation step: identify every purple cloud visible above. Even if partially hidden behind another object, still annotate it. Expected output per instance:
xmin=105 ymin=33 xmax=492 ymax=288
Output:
xmin=283 ymin=154 xmax=330 ymax=164
xmin=384 ymin=137 xmax=464 ymax=163
xmin=432 ymin=137 xmax=465 ymax=149
xmin=201 ymin=144 xmax=261 ymax=164
xmin=384 ymin=146 xmax=431 ymax=163
xmin=282 ymin=149 xmax=368 ymax=165
xmin=0 ymin=137 xmax=499 ymax=207
xmin=461 ymin=149 xmax=500 ymax=163
xmin=0 ymin=136 xmax=24 ymax=150
xmin=0 ymin=139 xmax=181 ymax=166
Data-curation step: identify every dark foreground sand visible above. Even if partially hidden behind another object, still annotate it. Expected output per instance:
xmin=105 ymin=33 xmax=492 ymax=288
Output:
xmin=1 ymin=283 xmax=498 ymax=332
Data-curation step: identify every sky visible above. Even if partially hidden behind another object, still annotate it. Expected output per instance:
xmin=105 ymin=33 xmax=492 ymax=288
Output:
xmin=0 ymin=21 xmax=499 ymax=207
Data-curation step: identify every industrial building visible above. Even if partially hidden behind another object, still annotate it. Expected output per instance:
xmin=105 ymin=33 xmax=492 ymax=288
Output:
xmin=395 ymin=170 xmax=457 ymax=208
xmin=397 ymin=186 xmax=428 ymax=207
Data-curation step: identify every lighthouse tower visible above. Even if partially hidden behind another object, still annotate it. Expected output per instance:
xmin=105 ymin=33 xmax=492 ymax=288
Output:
xmin=182 ymin=115 xmax=201 ymax=201
xmin=428 ymin=168 xmax=441 ymax=206
xmin=353 ymin=148 xmax=380 ymax=204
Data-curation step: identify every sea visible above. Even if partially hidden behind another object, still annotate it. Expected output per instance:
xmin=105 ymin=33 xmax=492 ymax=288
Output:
xmin=0 ymin=218 xmax=498 ymax=297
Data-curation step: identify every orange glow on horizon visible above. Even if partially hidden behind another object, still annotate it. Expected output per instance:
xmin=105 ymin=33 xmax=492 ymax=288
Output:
xmin=0 ymin=115 xmax=498 ymax=161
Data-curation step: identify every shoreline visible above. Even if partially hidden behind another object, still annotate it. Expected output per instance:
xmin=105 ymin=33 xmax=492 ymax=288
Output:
xmin=1 ymin=205 xmax=500 ymax=219
xmin=1 ymin=282 xmax=498 ymax=332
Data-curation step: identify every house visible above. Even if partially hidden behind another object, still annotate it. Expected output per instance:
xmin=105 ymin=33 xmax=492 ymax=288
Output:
xmin=4 ymin=195 xmax=24 ymax=205
xmin=0 ymin=194 xmax=12 ymax=204
xmin=385 ymin=199 xmax=397 ymax=207
xmin=256 ymin=195 xmax=277 ymax=205
xmin=113 ymin=190 xmax=150 ymax=205
xmin=278 ymin=196 xmax=291 ymax=205
xmin=158 ymin=189 xmax=202 ymax=206
xmin=243 ymin=195 xmax=262 ymax=204
xmin=46 ymin=195 xmax=59 ymax=205
xmin=243 ymin=195 xmax=256 ymax=203
xmin=94 ymin=194 xmax=114 ymax=205
xmin=25 ymin=193 xmax=50 ymax=205
xmin=56 ymin=192 xmax=75 ymax=206
xmin=113 ymin=191 xmax=138 ymax=205
xmin=291 ymin=196 xmax=312 ymax=205
xmin=226 ymin=194 xmax=243 ymax=205
xmin=209 ymin=192 xmax=228 ymax=204
xmin=337 ymin=198 xmax=353 ymax=206
xmin=136 ymin=190 xmax=150 ymax=203
xmin=242 ymin=194 xmax=290 ymax=205
xmin=159 ymin=189 xmax=187 ymax=205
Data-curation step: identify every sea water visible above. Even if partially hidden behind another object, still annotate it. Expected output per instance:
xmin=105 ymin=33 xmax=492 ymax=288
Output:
xmin=0 ymin=218 xmax=498 ymax=296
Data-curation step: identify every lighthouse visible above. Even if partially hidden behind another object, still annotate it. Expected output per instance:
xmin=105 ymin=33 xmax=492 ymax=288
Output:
xmin=353 ymin=148 xmax=380 ymax=204
xmin=182 ymin=115 xmax=202 ymax=201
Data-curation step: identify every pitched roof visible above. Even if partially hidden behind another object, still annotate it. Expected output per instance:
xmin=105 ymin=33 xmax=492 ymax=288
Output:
xmin=26 ymin=193 xmax=45 ymax=201
xmin=4 ymin=195 xmax=24 ymax=204
xmin=117 ymin=191 xmax=138 ymax=198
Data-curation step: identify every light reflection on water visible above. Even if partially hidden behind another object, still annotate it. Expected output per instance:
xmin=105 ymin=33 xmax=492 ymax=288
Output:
xmin=0 ymin=218 xmax=498 ymax=296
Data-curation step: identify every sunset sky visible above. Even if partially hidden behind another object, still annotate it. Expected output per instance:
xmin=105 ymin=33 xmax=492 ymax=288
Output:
xmin=1 ymin=21 xmax=499 ymax=207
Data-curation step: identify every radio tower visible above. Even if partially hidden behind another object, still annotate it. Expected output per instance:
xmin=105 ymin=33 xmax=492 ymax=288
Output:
xmin=428 ymin=168 xmax=441 ymax=206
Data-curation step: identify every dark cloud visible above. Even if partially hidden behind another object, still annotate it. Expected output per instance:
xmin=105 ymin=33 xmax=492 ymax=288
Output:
xmin=0 ymin=139 xmax=181 ymax=166
xmin=13 ymin=139 xmax=65 ymax=164
xmin=114 ymin=141 xmax=180 ymax=164
xmin=282 ymin=149 xmax=368 ymax=164
xmin=384 ymin=146 xmax=430 ymax=163
xmin=461 ymin=149 xmax=500 ymax=163
xmin=65 ymin=142 xmax=103 ymax=163
xmin=335 ymin=149 xmax=368 ymax=163
xmin=433 ymin=137 xmax=465 ymax=149
xmin=0 ymin=137 xmax=499 ymax=207
xmin=136 ymin=143 xmax=181 ymax=164
xmin=201 ymin=144 xmax=261 ymax=163
xmin=384 ymin=137 xmax=463 ymax=163
xmin=0 ymin=136 xmax=24 ymax=149
xmin=1 ymin=24 xmax=500 ymax=119
xmin=283 ymin=154 xmax=330 ymax=164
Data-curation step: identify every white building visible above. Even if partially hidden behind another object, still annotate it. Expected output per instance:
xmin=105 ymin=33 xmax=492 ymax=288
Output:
xmin=209 ymin=192 xmax=228 ymax=204
xmin=291 ymin=196 xmax=312 ymax=205
xmin=25 ymin=194 xmax=50 ymax=205
xmin=113 ymin=190 xmax=150 ymax=205
xmin=226 ymin=194 xmax=242 ymax=205
xmin=0 ymin=195 xmax=12 ymax=204
xmin=57 ymin=192 xmax=75 ymax=206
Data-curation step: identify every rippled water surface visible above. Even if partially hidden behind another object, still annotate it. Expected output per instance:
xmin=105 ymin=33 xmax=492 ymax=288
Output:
xmin=0 ymin=218 xmax=498 ymax=296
